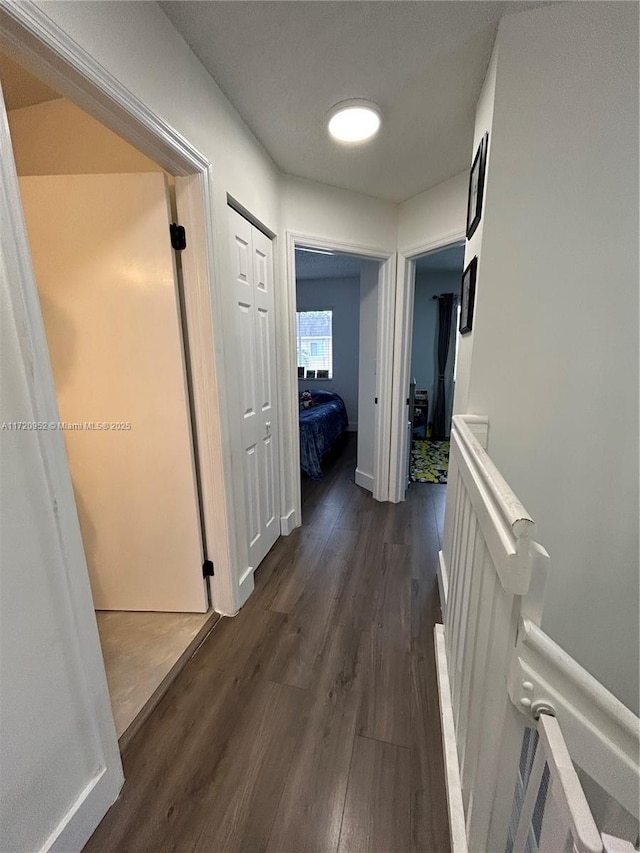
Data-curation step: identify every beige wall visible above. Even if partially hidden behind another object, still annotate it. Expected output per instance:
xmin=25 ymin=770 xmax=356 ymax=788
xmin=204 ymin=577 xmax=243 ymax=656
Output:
xmin=8 ymin=97 xmax=165 ymax=175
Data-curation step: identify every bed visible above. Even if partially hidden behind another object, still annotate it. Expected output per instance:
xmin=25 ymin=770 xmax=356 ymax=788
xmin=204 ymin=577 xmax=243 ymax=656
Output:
xmin=299 ymin=389 xmax=348 ymax=480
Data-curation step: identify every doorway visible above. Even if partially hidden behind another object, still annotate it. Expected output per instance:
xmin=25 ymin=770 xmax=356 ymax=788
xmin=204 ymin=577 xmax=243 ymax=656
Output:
xmin=407 ymin=244 xmax=465 ymax=488
xmin=295 ymin=247 xmax=381 ymax=508
xmin=2 ymin=52 xmax=216 ymax=740
xmin=286 ymin=235 xmax=395 ymax=527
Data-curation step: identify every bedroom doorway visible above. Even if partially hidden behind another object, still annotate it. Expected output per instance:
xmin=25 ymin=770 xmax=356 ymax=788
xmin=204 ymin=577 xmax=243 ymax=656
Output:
xmin=294 ymin=247 xmax=381 ymax=514
xmin=406 ymin=244 xmax=465 ymax=490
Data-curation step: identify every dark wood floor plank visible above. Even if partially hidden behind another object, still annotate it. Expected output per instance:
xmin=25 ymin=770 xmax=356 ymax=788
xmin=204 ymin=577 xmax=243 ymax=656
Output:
xmin=301 ymin=498 xmax=344 ymax=531
xmin=266 ymin=625 xmax=368 ymax=853
xmin=430 ymin=483 xmax=447 ymax=547
xmin=357 ymin=543 xmax=412 ymax=747
xmin=193 ymin=600 xmax=288 ymax=678
xmin=407 ymin=485 xmax=442 ymax=581
xmin=410 ymin=576 xmax=451 ymax=853
xmin=268 ymin=527 xmax=358 ymax=690
xmin=380 ymin=495 xmax=415 ymax=546
xmin=331 ymin=500 xmax=390 ymax=631
xmin=84 ymin=436 xmax=451 ymax=853
xmin=337 ymin=735 xmax=411 ymax=853
xmin=266 ymin=526 xmax=333 ymax=614
xmin=178 ymin=680 xmax=308 ymax=853
xmin=332 ymin=481 xmax=373 ymax=531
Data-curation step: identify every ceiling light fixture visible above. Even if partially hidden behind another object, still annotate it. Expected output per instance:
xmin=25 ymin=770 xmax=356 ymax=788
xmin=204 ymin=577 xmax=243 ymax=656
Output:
xmin=327 ymin=99 xmax=382 ymax=144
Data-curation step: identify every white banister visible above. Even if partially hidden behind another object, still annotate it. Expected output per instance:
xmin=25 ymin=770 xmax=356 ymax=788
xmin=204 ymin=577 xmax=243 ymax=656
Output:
xmin=434 ymin=414 xmax=639 ymax=853
xmin=444 ymin=415 xmax=543 ymax=601
xmin=438 ymin=414 xmax=550 ymax=851
xmin=452 ymin=414 xmax=534 ymax=541
xmin=508 ymin=619 xmax=640 ymax=820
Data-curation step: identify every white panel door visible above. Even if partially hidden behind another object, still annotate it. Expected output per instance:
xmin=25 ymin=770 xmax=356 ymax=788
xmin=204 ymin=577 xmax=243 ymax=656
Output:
xmin=18 ymin=173 xmax=207 ymax=612
xmin=229 ymin=207 xmax=280 ymax=574
xmin=0 ymin=81 xmax=123 ymax=851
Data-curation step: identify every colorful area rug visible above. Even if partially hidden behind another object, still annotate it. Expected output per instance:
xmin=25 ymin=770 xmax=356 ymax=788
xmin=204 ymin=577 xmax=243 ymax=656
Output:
xmin=410 ymin=440 xmax=450 ymax=484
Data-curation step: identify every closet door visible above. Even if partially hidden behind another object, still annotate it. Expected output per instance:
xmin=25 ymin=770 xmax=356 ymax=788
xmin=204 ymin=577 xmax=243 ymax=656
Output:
xmin=19 ymin=173 xmax=207 ymax=612
xmin=229 ymin=208 xmax=280 ymax=576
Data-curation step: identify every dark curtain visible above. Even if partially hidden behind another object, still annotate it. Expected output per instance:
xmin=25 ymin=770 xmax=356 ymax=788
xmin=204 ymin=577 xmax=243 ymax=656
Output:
xmin=432 ymin=293 xmax=454 ymax=440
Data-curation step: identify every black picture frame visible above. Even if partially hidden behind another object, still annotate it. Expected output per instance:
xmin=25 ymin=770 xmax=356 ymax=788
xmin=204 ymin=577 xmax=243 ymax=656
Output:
xmin=316 ymin=369 xmax=329 ymax=379
xmin=460 ymin=257 xmax=477 ymax=334
xmin=306 ymin=369 xmax=316 ymax=380
xmin=297 ymin=366 xmax=305 ymax=378
xmin=466 ymin=132 xmax=488 ymax=239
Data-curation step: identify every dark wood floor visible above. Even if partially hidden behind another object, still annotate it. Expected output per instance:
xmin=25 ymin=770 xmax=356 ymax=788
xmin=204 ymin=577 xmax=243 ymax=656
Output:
xmin=85 ymin=435 xmax=450 ymax=853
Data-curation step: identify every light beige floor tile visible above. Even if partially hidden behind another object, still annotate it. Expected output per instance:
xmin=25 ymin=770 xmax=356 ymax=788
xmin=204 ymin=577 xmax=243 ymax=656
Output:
xmin=96 ymin=610 xmax=210 ymax=737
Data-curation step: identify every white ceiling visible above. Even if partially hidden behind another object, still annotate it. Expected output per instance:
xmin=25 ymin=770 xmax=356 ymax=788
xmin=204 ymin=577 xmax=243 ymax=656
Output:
xmin=160 ymin=1 xmax=547 ymax=203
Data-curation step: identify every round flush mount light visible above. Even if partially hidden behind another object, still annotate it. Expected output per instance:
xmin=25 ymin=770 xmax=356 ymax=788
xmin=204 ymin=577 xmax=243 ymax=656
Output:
xmin=327 ymin=99 xmax=382 ymax=144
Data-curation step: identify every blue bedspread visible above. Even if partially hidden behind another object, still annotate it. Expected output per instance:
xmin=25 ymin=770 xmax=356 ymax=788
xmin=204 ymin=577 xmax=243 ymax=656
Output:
xmin=299 ymin=390 xmax=348 ymax=480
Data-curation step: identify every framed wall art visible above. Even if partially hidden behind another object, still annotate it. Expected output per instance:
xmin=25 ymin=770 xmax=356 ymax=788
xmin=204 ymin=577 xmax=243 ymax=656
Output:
xmin=466 ymin=132 xmax=488 ymax=239
xmin=460 ymin=256 xmax=477 ymax=334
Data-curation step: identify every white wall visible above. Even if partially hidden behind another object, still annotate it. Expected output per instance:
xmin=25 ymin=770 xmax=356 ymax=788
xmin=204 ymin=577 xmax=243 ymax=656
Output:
xmin=282 ymin=174 xmax=397 ymax=253
xmin=397 ymin=171 xmax=468 ymax=254
xmin=296 ymin=276 xmax=361 ymax=429
xmin=452 ymin=38 xmax=498 ymax=418
xmin=456 ymin=2 xmax=639 ymax=713
xmin=356 ymin=260 xmax=380 ymax=490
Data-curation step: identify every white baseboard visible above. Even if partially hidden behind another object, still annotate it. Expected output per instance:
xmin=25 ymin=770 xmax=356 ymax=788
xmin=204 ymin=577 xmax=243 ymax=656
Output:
xmin=355 ymin=467 xmax=374 ymax=492
xmin=236 ymin=565 xmax=254 ymax=612
xmin=280 ymin=508 xmax=298 ymax=536
xmin=438 ymin=549 xmax=448 ymax=617
xmin=434 ymin=624 xmax=469 ymax=853
xmin=347 ymin=422 xmax=358 ymax=432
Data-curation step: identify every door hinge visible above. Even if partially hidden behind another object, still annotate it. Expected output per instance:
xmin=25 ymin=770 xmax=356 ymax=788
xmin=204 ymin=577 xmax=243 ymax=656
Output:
xmin=406 ymin=397 xmax=410 ymax=405
xmin=170 ymin=223 xmax=187 ymax=251
xmin=202 ymin=559 xmax=214 ymax=578
xmin=375 ymin=397 xmax=378 ymax=404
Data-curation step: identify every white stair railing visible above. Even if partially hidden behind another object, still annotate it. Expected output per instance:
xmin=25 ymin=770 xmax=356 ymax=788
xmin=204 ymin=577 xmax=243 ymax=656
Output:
xmin=511 ymin=713 xmax=602 ymax=853
xmin=435 ymin=414 xmax=640 ymax=853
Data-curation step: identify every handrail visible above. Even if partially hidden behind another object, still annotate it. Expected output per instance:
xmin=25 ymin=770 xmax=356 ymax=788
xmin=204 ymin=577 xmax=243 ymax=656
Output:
xmin=452 ymin=414 xmax=534 ymax=538
xmin=449 ymin=415 xmax=547 ymax=595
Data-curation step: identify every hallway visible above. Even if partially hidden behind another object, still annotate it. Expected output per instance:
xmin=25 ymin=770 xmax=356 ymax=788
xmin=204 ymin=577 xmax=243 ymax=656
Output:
xmin=84 ymin=436 xmax=450 ymax=853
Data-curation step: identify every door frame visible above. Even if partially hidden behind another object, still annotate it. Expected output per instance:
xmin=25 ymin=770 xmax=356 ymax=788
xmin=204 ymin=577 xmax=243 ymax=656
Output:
xmin=389 ymin=231 xmax=466 ymax=503
xmin=0 ymin=76 xmax=125 ymax=853
xmin=282 ymin=231 xmax=396 ymax=527
xmin=0 ymin=1 xmax=240 ymax=616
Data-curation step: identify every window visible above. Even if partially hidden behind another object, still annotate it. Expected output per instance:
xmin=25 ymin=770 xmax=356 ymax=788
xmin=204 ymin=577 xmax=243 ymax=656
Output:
xmin=296 ymin=309 xmax=333 ymax=378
